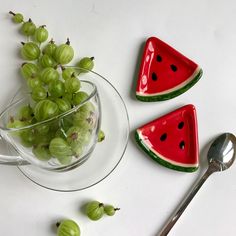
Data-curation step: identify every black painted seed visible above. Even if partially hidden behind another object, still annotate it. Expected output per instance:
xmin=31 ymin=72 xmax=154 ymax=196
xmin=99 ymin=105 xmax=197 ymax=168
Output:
xmin=179 ymin=141 xmax=185 ymax=149
xmin=156 ymin=55 xmax=162 ymax=62
xmin=160 ymin=133 xmax=167 ymax=141
xmin=170 ymin=64 xmax=177 ymax=72
xmin=152 ymin=72 xmax=158 ymax=81
xmin=178 ymin=122 xmax=184 ymax=129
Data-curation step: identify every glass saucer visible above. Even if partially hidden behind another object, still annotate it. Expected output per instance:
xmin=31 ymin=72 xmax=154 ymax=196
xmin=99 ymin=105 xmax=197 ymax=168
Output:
xmin=13 ymin=71 xmax=129 ymax=192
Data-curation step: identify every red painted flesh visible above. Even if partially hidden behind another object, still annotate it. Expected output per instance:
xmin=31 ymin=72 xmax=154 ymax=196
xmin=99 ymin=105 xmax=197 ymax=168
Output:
xmin=138 ymin=105 xmax=199 ymax=165
xmin=137 ymin=37 xmax=199 ymax=94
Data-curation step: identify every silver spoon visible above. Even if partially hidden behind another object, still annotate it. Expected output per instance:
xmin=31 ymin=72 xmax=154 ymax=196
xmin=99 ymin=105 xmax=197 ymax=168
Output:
xmin=159 ymin=133 xmax=236 ymax=236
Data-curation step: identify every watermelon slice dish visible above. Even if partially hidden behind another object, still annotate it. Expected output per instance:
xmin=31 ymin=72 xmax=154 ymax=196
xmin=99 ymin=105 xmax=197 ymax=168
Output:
xmin=135 ymin=104 xmax=199 ymax=172
xmin=136 ymin=37 xmax=203 ymax=101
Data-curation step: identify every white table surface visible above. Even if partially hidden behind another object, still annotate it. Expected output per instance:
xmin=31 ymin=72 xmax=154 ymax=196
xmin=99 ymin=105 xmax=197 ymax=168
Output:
xmin=1 ymin=0 xmax=236 ymax=235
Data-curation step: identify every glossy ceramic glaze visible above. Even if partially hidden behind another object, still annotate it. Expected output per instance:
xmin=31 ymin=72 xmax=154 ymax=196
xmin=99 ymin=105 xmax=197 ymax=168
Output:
xmin=135 ymin=104 xmax=199 ymax=172
xmin=136 ymin=37 xmax=203 ymax=101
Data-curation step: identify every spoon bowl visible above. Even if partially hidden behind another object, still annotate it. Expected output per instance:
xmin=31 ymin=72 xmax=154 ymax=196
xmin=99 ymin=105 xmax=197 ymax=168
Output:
xmin=207 ymin=133 xmax=236 ymax=171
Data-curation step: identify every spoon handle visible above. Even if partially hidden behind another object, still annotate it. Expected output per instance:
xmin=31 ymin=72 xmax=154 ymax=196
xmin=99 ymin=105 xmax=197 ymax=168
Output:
xmin=159 ymin=166 xmax=215 ymax=236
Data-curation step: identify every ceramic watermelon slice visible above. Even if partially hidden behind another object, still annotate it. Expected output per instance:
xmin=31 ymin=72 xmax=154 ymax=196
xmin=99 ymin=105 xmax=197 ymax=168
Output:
xmin=136 ymin=37 xmax=203 ymax=101
xmin=135 ymin=104 xmax=199 ymax=172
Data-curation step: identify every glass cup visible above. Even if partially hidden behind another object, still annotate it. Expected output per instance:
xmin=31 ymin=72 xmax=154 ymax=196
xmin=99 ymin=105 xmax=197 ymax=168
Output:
xmin=0 ymin=80 xmax=101 ymax=171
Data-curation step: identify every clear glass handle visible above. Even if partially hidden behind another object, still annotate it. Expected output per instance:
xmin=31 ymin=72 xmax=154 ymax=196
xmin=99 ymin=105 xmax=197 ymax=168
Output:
xmin=0 ymin=136 xmax=29 ymax=165
xmin=0 ymin=154 xmax=29 ymax=165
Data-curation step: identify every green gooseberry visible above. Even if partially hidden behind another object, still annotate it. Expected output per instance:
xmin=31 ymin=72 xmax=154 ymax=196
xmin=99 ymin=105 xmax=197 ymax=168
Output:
xmin=34 ymin=99 xmax=59 ymax=121
xmin=21 ymin=42 xmax=40 ymax=60
xmin=77 ymin=57 xmax=94 ymax=72
xmin=40 ymin=67 xmax=59 ymax=84
xmin=43 ymin=39 xmax=57 ymax=56
xmin=39 ymin=54 xmax=57 ymax=68
xmin=48 ymin=80 xmax=65 ymax=98
xmin=54 ymin=98 xmax=71 ymax=113
xmin=61 ymin=67 xmax=76 ymax=80
xmin=98 ymin=130 xmax=105 ymax=142
xmin=64 ymin=75 xmax=81 ymax=93
xmin=54 ymin=38 xmax=74 ymax=65
xmin=34 ymin=25 xmax=48 ymax=43
xmin=56 ymin=219 xmax=80 ymax=236
xmin=104 ymin=205 xmax=120 ymax=216
xmin=32 ymin=143 xmax=51 ymax=161
xmin=73 ymin=91 xmax=89 ymax=105
xmin=49 ymin=137 xmax=73 ymax=165
xmin=86 ymin=201 xmax=104 ymax=221
xmin=31 ymin=86 xmax=47 ymax=102
xmin=20 ymin=62 xmax=39 ymax=79
xmin=21 ymin=18 xmax=36 ymax=36
xmin=9 ymin=11 xmax=23 ymax=23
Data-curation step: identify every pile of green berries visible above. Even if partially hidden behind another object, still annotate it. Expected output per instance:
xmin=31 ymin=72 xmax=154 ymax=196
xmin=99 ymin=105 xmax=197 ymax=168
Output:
xmin=8 ymin=11 xmax=104 ymax=166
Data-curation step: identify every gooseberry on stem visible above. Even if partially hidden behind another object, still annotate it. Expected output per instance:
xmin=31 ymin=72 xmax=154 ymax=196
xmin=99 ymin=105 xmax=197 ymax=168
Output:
xmin=54 ymin=38 xmax=74 ymax=65
xmin=21 ymin=42 xmax=40 ymax=60
xmin=21 ymin=18 xmax=36 ymax=36
xmin=85 ymin=201 xmax=105 ymax=221
xmin=9 ymin=11 xmax=23 ymax=23
xmin=34 ymin=25 xmax=48 ymax=43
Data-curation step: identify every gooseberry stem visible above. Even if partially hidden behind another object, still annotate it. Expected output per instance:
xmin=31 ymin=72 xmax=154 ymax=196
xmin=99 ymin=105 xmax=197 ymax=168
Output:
xmin=66 ymin=38 xmax=70 ymax=45
xmin=56 ymin=222 xmax=60 ymax=227
xmin=9 ymin=11 xmax=15 ymax=16
xmin=71 ymin=72 xmax=76 ymax=78
xmin=49 ymin=38 xmax=55 ymax=44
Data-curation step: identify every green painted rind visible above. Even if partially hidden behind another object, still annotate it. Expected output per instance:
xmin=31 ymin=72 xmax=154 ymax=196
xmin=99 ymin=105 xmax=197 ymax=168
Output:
xmin=136 ymin=69 xmax=203 ymax=102
xmin=135 ymin=131 xmax=198 ymax=172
